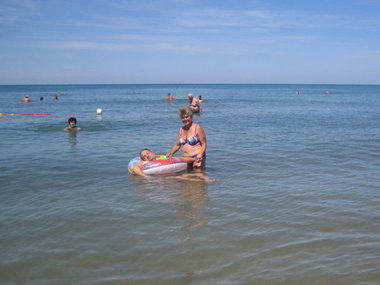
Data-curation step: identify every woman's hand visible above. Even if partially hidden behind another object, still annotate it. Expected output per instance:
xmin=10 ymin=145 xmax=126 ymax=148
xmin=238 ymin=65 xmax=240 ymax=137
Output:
xmin=166 ymin=152 xmax=173 ymax=158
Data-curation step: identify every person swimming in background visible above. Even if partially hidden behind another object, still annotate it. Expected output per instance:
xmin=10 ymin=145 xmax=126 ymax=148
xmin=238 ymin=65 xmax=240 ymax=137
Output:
xmin=22 ymin=95 xmax=31 ymax=102
xmin=166 ymin=93 xmax=175 ymax=100
xmin=187 ymin=93 xmax=200 ymax=113
xmin=198 ymin=95 xmax=203 ymax=103
xmin=64 ymin=117 xmax=81 ymax=131
xmin=131 ymin=148 xmax=195 ymax=177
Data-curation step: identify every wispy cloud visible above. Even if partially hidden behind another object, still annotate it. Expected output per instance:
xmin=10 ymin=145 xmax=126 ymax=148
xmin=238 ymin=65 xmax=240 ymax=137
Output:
xmin=0 ymin=0 xmax=43 ymax=24
xmin=1 ymin=0 xmax=379 ymax=84
xmin=173 ymin=7 xmax=358 ymax=31
xmin=3 ymin=2 xmax=380 ymax=58
xmin=42 ymin=41 xmax=133 ymax=50
xmin=40 ymin=37 xmax=209 ymax=54
xmin=25 ymin=10 xmax=315 ymax=55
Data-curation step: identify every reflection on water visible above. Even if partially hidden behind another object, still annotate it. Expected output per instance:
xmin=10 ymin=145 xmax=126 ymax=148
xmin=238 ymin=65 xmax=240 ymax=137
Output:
xmin=67 ymin=129 xmax=78 ymax=149
xmin=132 ymin=175 xmax=209 ymax=232
xmin=132 ymin=176 xmax=210 ymax=277
xmin=174 ymin=180 xmax=208 ymax=231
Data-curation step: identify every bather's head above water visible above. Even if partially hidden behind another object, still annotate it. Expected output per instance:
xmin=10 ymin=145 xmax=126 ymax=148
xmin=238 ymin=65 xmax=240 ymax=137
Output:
xmin=139 ymin=148 xmax=156 ymax=161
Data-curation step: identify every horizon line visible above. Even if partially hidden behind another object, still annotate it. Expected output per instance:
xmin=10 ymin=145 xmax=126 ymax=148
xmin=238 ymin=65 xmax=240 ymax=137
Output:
xmin=1 ymin=82 xmax=379 ymax=86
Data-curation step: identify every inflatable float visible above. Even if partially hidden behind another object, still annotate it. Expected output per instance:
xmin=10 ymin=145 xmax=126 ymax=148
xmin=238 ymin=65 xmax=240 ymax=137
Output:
xmin=128 ymin=155 xmax=188 ymax=175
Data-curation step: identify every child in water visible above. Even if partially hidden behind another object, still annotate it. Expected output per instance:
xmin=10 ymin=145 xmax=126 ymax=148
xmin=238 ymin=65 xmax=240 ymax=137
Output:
xmin=64 ymin=117 xmax=81 ymax=130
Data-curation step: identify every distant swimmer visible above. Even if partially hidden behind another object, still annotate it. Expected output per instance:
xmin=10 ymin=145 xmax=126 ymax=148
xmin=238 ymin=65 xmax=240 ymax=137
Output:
xmin=295 ymin=90 xmax=301 ymax=95
xmin=22 ymin=95 xmax=31 ymax=102
xmin=198 ymin=95 xmax=203 ymax=103
xmin=64 ymin=117 xmax=81 ymax=131
xmin=166 ymin=93 xmax=175 ymax=100
xmin=187 ymin=93 xmax=200 ymax=113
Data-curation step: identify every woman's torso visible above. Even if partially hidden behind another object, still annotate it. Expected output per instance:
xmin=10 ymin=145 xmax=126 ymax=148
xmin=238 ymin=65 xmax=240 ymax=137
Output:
xmin=179 ymin=123 xmax=202 ymax=156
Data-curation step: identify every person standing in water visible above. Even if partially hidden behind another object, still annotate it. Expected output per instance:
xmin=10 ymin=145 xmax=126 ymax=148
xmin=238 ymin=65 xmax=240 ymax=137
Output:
xmin=187 ymin=93 xmax=200 ymax=113
xmin=166 ymin=106 xmax=207 ymax=171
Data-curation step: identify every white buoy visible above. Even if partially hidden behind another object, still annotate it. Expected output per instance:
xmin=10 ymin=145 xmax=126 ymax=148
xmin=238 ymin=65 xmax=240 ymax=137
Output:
xmin=96 ymin=108 xmax=103 ymax=115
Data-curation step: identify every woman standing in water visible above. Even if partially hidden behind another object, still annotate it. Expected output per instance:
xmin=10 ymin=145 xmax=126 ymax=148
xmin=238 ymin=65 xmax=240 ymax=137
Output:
xmin=166 ymin=106 xmax=207 ymax=171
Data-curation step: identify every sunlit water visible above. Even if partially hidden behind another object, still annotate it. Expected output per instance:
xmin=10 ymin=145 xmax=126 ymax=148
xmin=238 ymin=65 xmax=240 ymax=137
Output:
xmin=1 ymin=84 xmax=380 ymax=284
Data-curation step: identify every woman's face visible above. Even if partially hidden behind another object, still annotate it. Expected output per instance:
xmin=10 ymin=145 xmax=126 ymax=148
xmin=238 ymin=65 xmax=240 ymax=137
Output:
xmin=180 ymin=113 xmax=193 ymax=127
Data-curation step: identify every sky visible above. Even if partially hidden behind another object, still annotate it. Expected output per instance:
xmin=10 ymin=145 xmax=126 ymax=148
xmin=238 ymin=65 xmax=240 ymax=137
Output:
xmin=1 ymin=0 xmax=379 ymax=85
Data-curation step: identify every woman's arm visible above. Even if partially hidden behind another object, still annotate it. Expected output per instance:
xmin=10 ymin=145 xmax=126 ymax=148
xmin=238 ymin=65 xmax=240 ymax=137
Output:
xmin=180 ymin=157 xmax=196 ymax=163
xmin=196 ymin=124 xmax=207 ymax=161
xmin=166 ymin=130 xmax=181 ymax=157
xmin=166 ymin=143 xmax=181 ymax=157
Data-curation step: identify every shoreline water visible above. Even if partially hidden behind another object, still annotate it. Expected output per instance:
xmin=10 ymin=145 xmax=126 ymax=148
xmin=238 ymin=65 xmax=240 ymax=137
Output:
xmin=1 ymin=83 xmax=379 ymax=284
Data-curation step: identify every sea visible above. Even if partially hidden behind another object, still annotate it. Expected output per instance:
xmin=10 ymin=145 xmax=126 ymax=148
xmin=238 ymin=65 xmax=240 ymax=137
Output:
xmin=1 ymin=84 xmax=379 ymax=284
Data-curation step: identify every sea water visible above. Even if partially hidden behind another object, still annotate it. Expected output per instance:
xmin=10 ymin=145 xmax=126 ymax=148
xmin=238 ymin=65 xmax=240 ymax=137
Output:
xmin=1 ymin=84 xmax=380 ymax=284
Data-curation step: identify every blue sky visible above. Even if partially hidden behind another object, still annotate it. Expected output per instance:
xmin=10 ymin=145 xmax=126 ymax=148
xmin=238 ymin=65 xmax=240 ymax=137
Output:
xmin=1 ymin=0 xmax=379 ymax=84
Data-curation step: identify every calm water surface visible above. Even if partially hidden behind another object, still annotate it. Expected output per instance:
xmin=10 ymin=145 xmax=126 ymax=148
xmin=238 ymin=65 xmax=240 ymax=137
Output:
xmin=1 ymin=84 xmax=380 ymax=284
